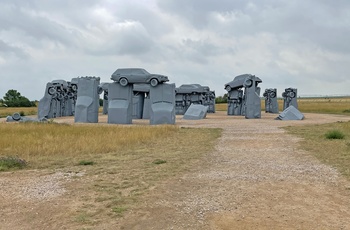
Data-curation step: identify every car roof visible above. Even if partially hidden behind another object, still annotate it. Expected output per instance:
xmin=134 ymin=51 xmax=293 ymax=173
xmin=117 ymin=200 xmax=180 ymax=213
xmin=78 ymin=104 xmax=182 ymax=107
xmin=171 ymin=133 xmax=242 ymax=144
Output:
xmin=112 ymin=68 xmax=148 ymax=74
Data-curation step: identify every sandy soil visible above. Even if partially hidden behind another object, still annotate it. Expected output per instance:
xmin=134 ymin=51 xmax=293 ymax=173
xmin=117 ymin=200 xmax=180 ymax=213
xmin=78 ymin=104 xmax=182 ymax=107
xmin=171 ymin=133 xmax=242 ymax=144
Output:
xmin=1 ymin=112 xmax=350 ymax=230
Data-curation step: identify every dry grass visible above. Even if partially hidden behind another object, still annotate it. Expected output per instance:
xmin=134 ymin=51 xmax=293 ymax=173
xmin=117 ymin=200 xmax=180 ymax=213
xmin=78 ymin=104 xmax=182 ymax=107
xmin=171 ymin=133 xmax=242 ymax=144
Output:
xmin=297 ymin=97 xmax=350 ymax=114
xmin=0 ymin=123 xmax=198 ymax=168
xmin=0 ymin=107 xmax=37 ymax=118
xmin=215 ymin=103 xmax=227 ymax=111
xmin=285 ymin=121 xmax=350 ymax=180
xmin=0 ymin=122 xmax=221 ymax=226
xmin=217 ymin=97 xmax=350 ymax=115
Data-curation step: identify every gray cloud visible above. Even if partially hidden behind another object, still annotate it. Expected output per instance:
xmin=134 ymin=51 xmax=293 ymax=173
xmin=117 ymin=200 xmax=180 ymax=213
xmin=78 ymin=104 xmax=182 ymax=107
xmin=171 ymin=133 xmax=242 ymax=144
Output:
xmin=0 ymin=39 xmax=28 ymax=59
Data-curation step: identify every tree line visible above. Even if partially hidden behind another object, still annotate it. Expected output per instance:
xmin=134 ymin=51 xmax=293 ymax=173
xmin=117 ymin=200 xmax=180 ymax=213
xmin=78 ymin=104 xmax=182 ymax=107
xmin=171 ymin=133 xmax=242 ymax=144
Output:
xmin=0 ymin=89 xmax=36 ymax=107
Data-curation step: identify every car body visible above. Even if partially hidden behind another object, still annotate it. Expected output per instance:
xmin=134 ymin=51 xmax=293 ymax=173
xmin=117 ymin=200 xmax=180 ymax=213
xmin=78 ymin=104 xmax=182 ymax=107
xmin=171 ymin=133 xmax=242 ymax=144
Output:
xmin=175 ymin=84 xmax=210 ymax=94
xmin=224 ymin=74 xmax=262 ymax=92
xmin=111 ymin=68 xmax=169 ymax=87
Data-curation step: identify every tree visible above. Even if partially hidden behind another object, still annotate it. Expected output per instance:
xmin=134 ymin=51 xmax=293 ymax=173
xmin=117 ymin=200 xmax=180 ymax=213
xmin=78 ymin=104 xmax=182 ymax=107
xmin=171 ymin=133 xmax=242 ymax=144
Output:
xmin=2 ymin=89 xmax=36 ymax=107
xmin=215 ymin=93 xmax=228 ymax=104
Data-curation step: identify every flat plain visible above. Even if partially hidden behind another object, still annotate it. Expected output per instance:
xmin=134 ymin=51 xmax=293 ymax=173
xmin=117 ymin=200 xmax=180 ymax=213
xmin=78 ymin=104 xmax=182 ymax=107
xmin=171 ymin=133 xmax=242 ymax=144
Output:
xmin=1 ymin=99 xmax=350 ymax=229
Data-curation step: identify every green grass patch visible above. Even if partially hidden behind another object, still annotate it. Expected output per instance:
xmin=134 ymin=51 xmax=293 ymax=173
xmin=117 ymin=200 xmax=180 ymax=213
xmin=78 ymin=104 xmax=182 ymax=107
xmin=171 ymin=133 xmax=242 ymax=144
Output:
xmin=152 ymin=159 xmax=167 ymax=164
xmin=325 ymin=130 xmax=345 ymax=139
xmin=0 ymin=156 xmax=27 ymax=171
xmin=111 ymin=206 xmax=127 ymax=216
xmin=78 ymin=160 xmax=95 ymax=166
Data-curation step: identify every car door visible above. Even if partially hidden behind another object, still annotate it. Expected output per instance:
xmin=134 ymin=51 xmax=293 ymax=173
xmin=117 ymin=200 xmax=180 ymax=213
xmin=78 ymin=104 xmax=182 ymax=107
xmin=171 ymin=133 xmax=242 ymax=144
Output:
xmin=132 ymin=69 xmax=148 ymax=83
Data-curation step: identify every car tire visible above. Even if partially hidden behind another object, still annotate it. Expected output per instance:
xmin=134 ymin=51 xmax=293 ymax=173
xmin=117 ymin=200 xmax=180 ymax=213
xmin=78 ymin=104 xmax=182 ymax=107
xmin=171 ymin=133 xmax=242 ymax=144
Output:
xmin=12 ymin=112 xmax=21 ymax=121
xmin=119 ymin=77 xmax=128 ymax=86
xmin=48 ymin=87 xmax=56 ymax=95
xmin=288 ymin=91 xmax=296 ymax=98
xmin=71 ymin=84 xmax=77 ymax=92
xmin=270 ymin=92 xmax=276 ymax=98
xmin=57 ymin=94 xmax=64 ymax=101
xmin=243 ymin=79 xmax=253 ymax=88
xmin=150 ymin=78 xmax=158 ymax=87
xmin=225 ymin=85 xmax=232 ymax=92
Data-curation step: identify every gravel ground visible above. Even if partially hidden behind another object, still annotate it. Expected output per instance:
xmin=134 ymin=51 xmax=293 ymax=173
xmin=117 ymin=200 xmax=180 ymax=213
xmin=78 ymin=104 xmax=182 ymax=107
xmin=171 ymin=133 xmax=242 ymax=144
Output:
xmin=117 ymin=112 xmax=350 ymax=230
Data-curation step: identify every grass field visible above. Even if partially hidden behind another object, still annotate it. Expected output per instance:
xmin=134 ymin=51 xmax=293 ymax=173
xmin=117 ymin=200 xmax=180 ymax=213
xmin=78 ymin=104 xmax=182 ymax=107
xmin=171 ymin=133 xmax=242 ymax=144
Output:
xmin=285 ymin=121 xmax=350 ymax=180
xmin=0 ymin=122 xmax=221 ymax=221
xmin=0 ymin=107 xmax=37 ymax=118
xmin=216 ymin=97 xmax=350 ymax=114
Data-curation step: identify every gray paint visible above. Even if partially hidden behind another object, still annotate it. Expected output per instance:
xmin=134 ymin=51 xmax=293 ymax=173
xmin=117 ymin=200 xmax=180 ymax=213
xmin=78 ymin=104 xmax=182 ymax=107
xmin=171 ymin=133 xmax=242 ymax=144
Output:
xmin=132 ymin=93 xmax=145 ymax=119
xmin=175 ymin=84 xmax=215 ymax=115
xmin=38 ymin=78 xmax=78 ymax=120
xmin=263 ymin=88 xmax=279 ymax=113
xmin=244 ymin=76 xmax=261 ymax=119
xmin=111 ymin=68 xmax=169 ymax=86
xmin=150 ymin=83 xmax=176 ymax=125
xmin=275 ymin=105 xmax=304 ymax=120
xmin=7 ymin=113 xmax=47 ymax=122
xmin=133 ymin=84 xmax=150 ymax=119
xmin=142 ymin=96 xmax=151 ymax=119
xmin=107 ymin=82 xmax=133 ymax=124
xmin=227 ymin=89 xmax=243 ymax=116
xmin=225 ymin=74 xmax=262 ymax=118
xmin=183 ymin=104 xmax=208 ymax=120
xmin=283 ymin=88 xmax=298 ymax=110
xmin=74 ymin=77 xmax=100 ymax=123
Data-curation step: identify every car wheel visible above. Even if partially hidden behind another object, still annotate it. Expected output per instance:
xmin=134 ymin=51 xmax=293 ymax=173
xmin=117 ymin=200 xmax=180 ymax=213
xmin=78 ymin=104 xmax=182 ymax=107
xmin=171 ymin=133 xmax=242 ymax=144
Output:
xmin=48 ymin=87 xmax=56 ymax=95
xmin=12 ymin=112 xmax=21 ymax=121
xmin=243 ymin=79 xmax=253 ymax=88
xmin=71 ymin=84 xmax=77 ymax=92
xmin=288 ymin=91 xmax=296 ymax=98
xmin=150 ymin=78 xmax=159 ymax=87
xmin=119 ymin=77 xmax=128 ymax=86
xmin=57 ymin=94 xmax=64 ymax=101
xmin=270 ymin=92 xmax=276 ymax=98
xmin=225 ymin=85 xmax=232 ymax=92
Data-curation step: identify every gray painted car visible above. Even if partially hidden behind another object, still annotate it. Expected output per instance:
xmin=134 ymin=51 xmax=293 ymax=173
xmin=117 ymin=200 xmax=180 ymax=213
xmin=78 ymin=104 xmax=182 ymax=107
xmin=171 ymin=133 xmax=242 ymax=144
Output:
xmin=111 ymin=68 xmax=169 ymax=87
xmin=224 ymin=74 xmax=262 ymax=92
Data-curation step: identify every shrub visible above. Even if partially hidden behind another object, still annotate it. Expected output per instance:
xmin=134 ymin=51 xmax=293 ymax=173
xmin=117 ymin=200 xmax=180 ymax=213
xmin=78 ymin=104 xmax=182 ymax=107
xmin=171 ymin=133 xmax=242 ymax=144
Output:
xmin=0 ymin=156 xmax=27 ymax=171
xmin=78 ymin=160 xmax=94 ymax=166
xmin=152 ymin=159 xmax=167 ymax=165
xmin=325 ymin=130 xmax=345 ymax=139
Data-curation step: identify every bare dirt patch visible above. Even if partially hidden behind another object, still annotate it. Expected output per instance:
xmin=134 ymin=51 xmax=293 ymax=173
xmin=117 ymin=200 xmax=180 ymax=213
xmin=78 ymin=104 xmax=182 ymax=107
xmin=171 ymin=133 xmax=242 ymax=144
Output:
xmin=1 ymin=112 xmax=350 ymax=229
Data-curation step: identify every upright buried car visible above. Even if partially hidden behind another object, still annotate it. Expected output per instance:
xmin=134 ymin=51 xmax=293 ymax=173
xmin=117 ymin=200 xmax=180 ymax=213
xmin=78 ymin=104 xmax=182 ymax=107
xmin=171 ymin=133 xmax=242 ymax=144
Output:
xmin=111 ymin=68 xmax=169 ymax=87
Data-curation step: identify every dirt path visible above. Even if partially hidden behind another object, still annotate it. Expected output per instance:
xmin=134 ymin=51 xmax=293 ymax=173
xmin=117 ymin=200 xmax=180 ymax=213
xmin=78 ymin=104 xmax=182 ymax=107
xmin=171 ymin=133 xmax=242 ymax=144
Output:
xmin=118 ymin=112 xmax=350 ymax=229
xmin=1 ymin=112 xmax=350 ymax=229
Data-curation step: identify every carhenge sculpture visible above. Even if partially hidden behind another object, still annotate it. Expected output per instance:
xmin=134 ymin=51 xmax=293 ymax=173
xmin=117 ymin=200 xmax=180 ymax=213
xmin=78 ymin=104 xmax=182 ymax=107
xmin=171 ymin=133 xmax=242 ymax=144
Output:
xmin=99 ymin=82 xmax=151 ymax=119
xmin=108 ymin=68 xmax=175 ymax=125
xmin=282 ymin=87 xmax=298 ymax=110
xmin=225 ymin=74 xmax=262 ymax=119
xmin=150 ymin=83 xmax=176 ymax=125
xmin=175 ymin=84 xmax=215 ymax=115
xmin=74 ymin=76 xmax=101 ymax=123
xmin=263 ymin=88 xmax=279 ymax=113
xmin=38 ymin=78 xmax=78 ymax=120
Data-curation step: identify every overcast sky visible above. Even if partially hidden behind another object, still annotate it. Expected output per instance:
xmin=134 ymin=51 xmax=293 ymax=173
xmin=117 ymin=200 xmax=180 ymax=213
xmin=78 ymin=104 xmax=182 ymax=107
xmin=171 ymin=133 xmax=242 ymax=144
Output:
xmin=1 ymin=0 xmax=350 ymax=100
